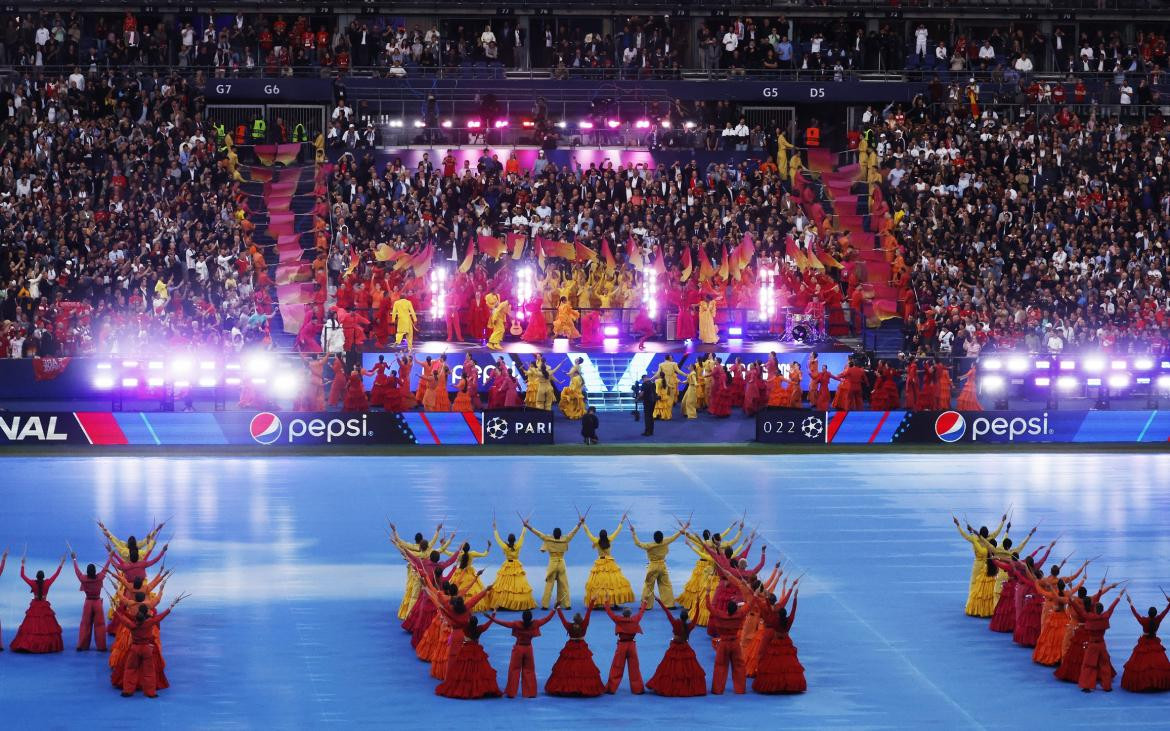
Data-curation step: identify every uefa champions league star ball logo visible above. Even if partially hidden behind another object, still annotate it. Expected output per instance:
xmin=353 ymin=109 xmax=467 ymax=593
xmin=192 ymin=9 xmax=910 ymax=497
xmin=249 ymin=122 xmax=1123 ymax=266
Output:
xmin=249 ymin=412 xmax=283 ymax=444
xmin=934 ymin=411 xmax=967 ymax=443
xmin=801 ymin=416 xmax=824 ymax=439
xmin=485 ymin=417 xmax=509 ymax=441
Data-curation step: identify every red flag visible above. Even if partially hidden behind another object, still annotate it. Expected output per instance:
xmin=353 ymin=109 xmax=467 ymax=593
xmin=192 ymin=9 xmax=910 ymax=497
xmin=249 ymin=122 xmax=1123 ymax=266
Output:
xmin=698 ymin=249 xmax=715 ymax=282
xmin=652 ymin=246 xmax=667 ymax=275
xmin=736 ymin=232 xmax=756 ymax=273
xmin=600 ymin=239 xmax=616 ymax=269
xmin=785 ymin=236 xmax=809 ymax=270
xmin=554 ymin=240 xmax=576 ymax=260
xmin=33 ymin=357 xmax=72 ymax=381
xmin=508 ymin=233 xmax=526 ymax=260
xmin=680 ymin=248 xmax=693 ymax=282
xmin=458 ymin=239 xmax=476 ymax=273
xmin=575 ymin=242 xmax=598 ymax=263
xmin=477 ymin=235 xmax=506 ymax=260
xmin=718 ymin=245 xmax=729 ymax=281
xmin=410 ymin=244 xmax=434 ymax=277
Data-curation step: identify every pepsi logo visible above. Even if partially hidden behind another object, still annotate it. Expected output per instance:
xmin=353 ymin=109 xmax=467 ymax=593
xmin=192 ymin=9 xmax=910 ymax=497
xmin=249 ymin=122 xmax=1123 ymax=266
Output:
xmin=934 ymin=411 xmax=966 ymax=443
xmin=249 ymin=412 xmax=283 ymax=444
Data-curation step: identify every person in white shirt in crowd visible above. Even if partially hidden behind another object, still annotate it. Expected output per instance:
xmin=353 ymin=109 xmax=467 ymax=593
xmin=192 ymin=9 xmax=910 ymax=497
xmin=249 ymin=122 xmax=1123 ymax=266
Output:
xmin=977 ymin=40 xmax=995 ymax=69
xmin=914 ymin=24 xmax=929 ymax=57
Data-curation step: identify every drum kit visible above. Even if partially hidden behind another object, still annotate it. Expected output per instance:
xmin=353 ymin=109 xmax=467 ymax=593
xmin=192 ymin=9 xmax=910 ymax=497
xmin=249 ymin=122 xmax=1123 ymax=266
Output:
xmin=779 ymin=311 xmax=827 ymax=344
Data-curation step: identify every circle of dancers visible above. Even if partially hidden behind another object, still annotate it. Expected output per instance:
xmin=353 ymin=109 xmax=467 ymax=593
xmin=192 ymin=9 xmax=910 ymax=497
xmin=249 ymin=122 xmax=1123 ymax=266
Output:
xmin=390 ymin=510 xmax=806 ymax=699
xmin=955 ymin=512 xmax=1170 ymax=693
xmin=0 ymin=519 xmax=189 ymax=699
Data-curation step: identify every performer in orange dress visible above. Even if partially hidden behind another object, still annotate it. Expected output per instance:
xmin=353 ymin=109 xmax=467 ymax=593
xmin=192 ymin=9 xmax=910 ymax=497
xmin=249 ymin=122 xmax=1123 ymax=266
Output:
xmin=413 ymin=356 xmax=434 ymax=407
xmin=395 ymin=354 xmax=417 ymax=409
xmin=918 ymin=361 xmax=936 ymax=412
xmin=492 ymin=609 xmax=557 ymax=698
xmin=904 ymin=359 xmax=920 ymax=410
xmin=424 ymin=368 xmax=451 ymax=411
xmin=784 ymin=364 xmax=803 ymax=408
xmin=830 ymin=360 xmax=867 ymax=410
xmin=956 ymin=363 xmax=981 ymax=411
xmin=435 ymin=616 xmax=501 ymax=699
xmin=935 ymin=361 xmax=953 ymax=409
xmin=451 ymin=378 xmax=474 ymax=412
xmin=299 ymin=354 xmax=327 ymax=410
xmin=810 ymin=364 xmax=833 ymax=410
xmin=1120 ymin=592 xmax=1170 ymax=693
xmin=646 ymin=600 xmax=706 ymax=696
xmin=545 ymin=608 xmax=606 ymax=697
xmin=1030 ymin=575 xmax=1084 ymax=666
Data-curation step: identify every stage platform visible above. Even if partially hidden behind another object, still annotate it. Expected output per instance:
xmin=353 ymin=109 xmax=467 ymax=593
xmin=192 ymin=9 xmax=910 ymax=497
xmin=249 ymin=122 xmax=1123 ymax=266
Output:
xmin=384 ymin=338 xmax=856 ymax=356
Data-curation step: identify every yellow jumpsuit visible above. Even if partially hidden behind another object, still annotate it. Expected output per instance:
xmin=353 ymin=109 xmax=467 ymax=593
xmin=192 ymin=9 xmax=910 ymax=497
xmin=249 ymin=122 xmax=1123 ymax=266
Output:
xmin=631 ymin=527 xmax=683 ymax=608
xmin=391 ymin=297 xmax=417 ymax=348
xmin=957 ymin=518 xmax=1005 ymax=617
xmin=491 ymin=527 xmax=536 ymax=610
xmin=655 ymin=361 xmax=684 ymax=406
xmin=531 ymin=523 xmax=583 ymax=610
xmin=677 ymin=522 xmax=741 ymax=625
xmin=486 ymin=296 xmax=509 ymax=350
xmin=559 ymin=365 xmax=587 ymax=420
xmin=582 ymin=522 xmax=635 ymax=607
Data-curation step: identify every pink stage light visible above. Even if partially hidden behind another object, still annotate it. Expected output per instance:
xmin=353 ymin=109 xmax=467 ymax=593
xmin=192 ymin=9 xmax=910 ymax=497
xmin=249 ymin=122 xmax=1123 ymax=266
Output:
xmin=467 ymin=119 xmax=482 ymax=129
xmin=603 ymin=325 xmax=619 ymax=337
xmin=606 ymin=119 xmax=621 ymax=129
xmin=634 ymin=119 xmax=651 ymax=129
xmin=728 ymin=326 xmax=743 ymax=336
xmin=603 ymin=338 xmax=619 ymax=348
xmin=578 ymin=121 xmax=595 ymax=130
xmin=494 ymin=120 xmax=509 ymax=129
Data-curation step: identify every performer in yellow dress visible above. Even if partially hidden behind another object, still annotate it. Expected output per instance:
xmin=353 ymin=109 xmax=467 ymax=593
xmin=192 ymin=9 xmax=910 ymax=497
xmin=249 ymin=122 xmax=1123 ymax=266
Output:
xmin=697 ymin=296 xmax=719 ymax=345
xmin=491 ymin=521 xmax=537 ymax=610
xmin=486 ymin=294 xmax=510 ymax=350
xmin=390 ymin=523 xmax=448 ymax=619
xmin=652 ymin=374 xmax=674 ymax=420
xmin=450 ymin=540 xmax=492 ymax=605
xmin=391 ymin=295 xmax=417 ymax=350
xmin=524 ymin=362 xmax=542 ymax=408
xmin=559 ymin=358 xmax=587 ymax=420
xmin=953 ymin=514 xmax=1006 ymax=617
xmin=680 ymin=367 xmax=701 ymax=419
xmin=535 ymin=362 xmax=563 ymax=411
xmin=97 ymin=519 xmax=164 ymax=633
xmin=654 ymin=356 xmax=684 ymax=406
xmin=523 ymin=514 xmax=586 ymax=610
xmin=631 ymin=520 xmax=688 ymax=608
xmin=552 ymin=297 xmax=581 ymax=340
xmin=677 ymin=520 xmax=743 ymax=624
xmin=582 ymin=515 xmax=636 ymax=607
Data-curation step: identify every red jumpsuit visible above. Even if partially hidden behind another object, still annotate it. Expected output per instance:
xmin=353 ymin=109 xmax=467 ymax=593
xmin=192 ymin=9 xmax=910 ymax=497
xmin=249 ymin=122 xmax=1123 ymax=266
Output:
xmin=111 ymin=548 xmax=165 ymax=584
xmin=493 ymin=610 xmax=557 ymax=698
xmin=74 ymin=558 xmax=112 ymax=651
xmin=445 ymin=286 xmax=465 ymax=341
xmin=706 ymin=598 xmax=748 ymax=694
xmin=605 ymin=606 xmax=647 ymax=694
xmin=117 ymin=608 xmax=171 ymax=697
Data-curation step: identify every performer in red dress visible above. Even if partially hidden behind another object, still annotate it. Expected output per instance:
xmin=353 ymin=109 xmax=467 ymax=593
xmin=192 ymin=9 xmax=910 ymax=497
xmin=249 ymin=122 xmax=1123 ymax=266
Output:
xmin=466 ymin=289 xmax=490 ymax=343
xmin=10 ymin=554 xmax=67 ymax=654
xmin=401 ymin=550 xmax=459 ymax=647
xmin=367 ymin=355 xmax=391 ymax=408
xmin=646 ymin=600 xmax=706 ymax=697
xmin=327 ymin=355 xmax=347 ymax=407
xmin=604 ymin=603 xmax=647 ymax=694
xmin=521 ymin=298 xmax=548 ymax=344
xmin=545 ymin=608 xmax=606 ymax=697
xmin=956 ymin=363 xmax=982 ymax=411
xmin=752 ymin=591 xmax=806 ymax=694
xmin=116 ymin=595 xmax=186 ymax=698
xmin=71 ymin=550 xmax=113 ymax=651
xmin=705 ymin=596 xmax=748 ymax=694
xmin=342 ymin=371 xmax=369 ymax=412
xmin=707 ymin=365 xmax=733 ymax=418
xmin=435 ymin=616 xmax=501 ymax=699
xmin=918 ymin=361 xmax=936 ymax=412
xmin=1073 ymin=593 xmax=1123 ymax=693
xmin=904 ymin=359 xmax=920 ymax=411
xmin=935 ymin=361 xmax=953 ymax=410
xmin=810 ymin=364 xmax=833 ymax=410
xmin=300 ymin=354 xmax=327 ymax=411
xmin=831 ymin=360 xmax=867 ymax=411
xmin=492 ymin=609 xmax=557 ymax=698
xmin=395 ymin=354 xmax=417 ymax=409
xmin=579 ymin=309 xmax=603 ymax=347
xmin=1120 ymin=593 xmax=1170 ymax=693
xmin=462 ymin=355 xmax=482 ymax=410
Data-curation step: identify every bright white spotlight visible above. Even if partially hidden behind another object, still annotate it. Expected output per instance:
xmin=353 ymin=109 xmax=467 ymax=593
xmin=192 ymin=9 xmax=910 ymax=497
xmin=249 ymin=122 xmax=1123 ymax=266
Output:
xmin=605 ymin=119 xmax=620 ymax=129
xmin=1034 ymin=360 xmax=1051 ymax=370
xmin=147 ymin=377 xmax=164 ymax=387
xmin=200 ymin=360 xmax=216 ymax=371
xmin=388 ymin=119 xmax=404 ymax=128
xmin=148 ymin=361 xmax=163 ymax=370
xmin=171 ymin=358 xmax=193 ymax=376
xmin=578 ymin=120 xmax=594 ymax=130
xmin=1134 ymin=358 xmax=1154 ymax=370
xmin=1137 ymin=377 xmax=1152 ymax=385
xmin=94 ymin=376 xmax=115 ymax=390
xmin=121 ymin=377 xmax=139 ymax=388
xmin=272 ymin=374 xmax=301 ymax=399
xmin=1158 ymin=376 xmax=1170 ymax=389
xmin=246 ymin=353 xmax=273 ymax=376
xmin=1107 ymin=374 xmax=1129 ymax=389
xmin=440 ymin=119 xmax=453 ymax=129
xmin=982 ymin=358 xmax=1003 ymax=370
xmin=198 ymin=376 xmax=218 ymax=388
xmin=634 ymin=119 xmax=651 ymax=129
xmin=1111 ymin=360 xmax=1127 ymax=371
xmin=1087 ymin=377 xmax=1102 ymax=387
xmin=1007 ymin=357 xmax=1028 ymax=373
xmin=981 ymin=375 xmax=1006 ymax=392
xmin=412 ymin=119 xmax=425 ymax=128
xmin=1057 ymin=376 xmax=1077 ymax=391
xmin=1035 ymin=377 xmax=1051 ymax=387
xmin=1083 ymin=358 xmax=1105 ymax=373
xmin=225 ymin=377 xmax=242 ymax=386
xmin=251 ymin=377 xmax=268 ymax=385
xmin=1059 ymin=360 xmax=1075 ymax=371
xmin=96 ymin=362 xmax=112 ymax=370
xmin=121 ymin=360 xmax=138 ymax=368
xmin=555 ymin=120 xmax=567 ymax=129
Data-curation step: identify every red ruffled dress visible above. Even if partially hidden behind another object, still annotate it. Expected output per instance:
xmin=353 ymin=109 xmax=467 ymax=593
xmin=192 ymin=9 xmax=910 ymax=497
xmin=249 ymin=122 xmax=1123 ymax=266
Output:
xmin=1120 ymin=607 xmax=1170 ymax=692
xmin=646 ymin=610 xmax=706 ymax=697
xmin=989 ymin=567 xmax=1018 ymax=633
xmin=10 ymin=567 xmax=65 ymax=654
xmin=521 ymin=300 xmax=548 ymax=344
xmin=1014 ymin=582 xmax=1045 ymax=648
xmin=708 ymin=368 xmax=733 ymax=418
xmin=752 ymin=608 xmax=806 ymax=694
xmin=675 ymin=303 xmax=697 ymax=341
xmin=368 ymin=361 xmax=391 ymax=407
xmin=435 ymin=622 xmax=501 ymax=699
xmin=545 ymin=610 xmax=606 ymax=697
xmin=1055 ymin=617 xmax=1090 ymax=683
xmin=579 ymin=310 xmax=603 ymax=346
